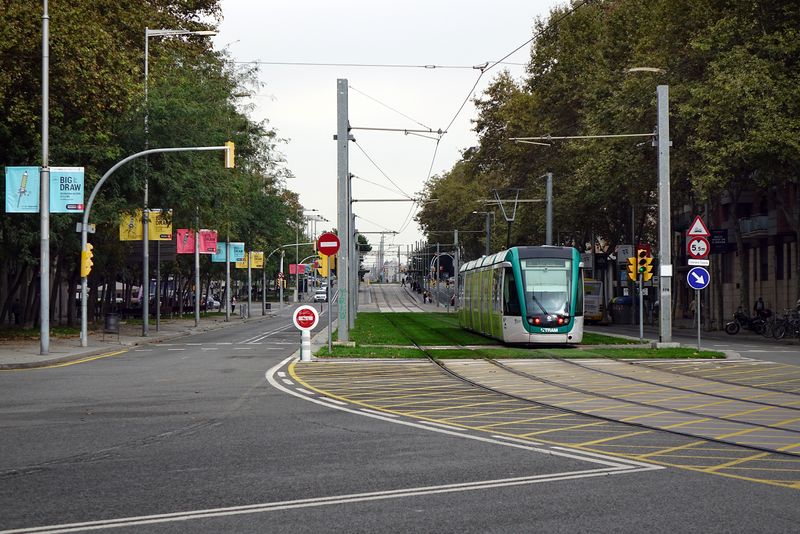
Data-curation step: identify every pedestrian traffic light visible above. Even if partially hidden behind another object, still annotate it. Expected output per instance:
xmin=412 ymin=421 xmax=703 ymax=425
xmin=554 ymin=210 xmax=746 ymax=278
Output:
xmin=80 ymin=243 xmax=94 ymax=278
xmin=626 ymin=256 xmax=637 ymax=281
xmin=637 ymin=248 xmax=653 ymax=281
xmin=224 ymin=141 xmax=235 ymax=168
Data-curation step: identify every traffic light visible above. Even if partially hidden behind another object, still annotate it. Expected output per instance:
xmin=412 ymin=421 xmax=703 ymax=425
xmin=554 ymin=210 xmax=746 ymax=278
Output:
xmin=224 ymin=141 xmax=235 ymax=168
xmin=318 ymin=253 xmax=329 ymax=277
xmin=80 ymin=243 xmax=94 ymax=278
xmin=626 ymin=256 xmax=637 ymax=281
xmin=637 ymin=248 xmax=654 ymax=281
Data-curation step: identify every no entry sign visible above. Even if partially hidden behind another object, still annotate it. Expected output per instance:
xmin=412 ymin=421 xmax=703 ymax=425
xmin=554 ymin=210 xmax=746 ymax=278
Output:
xmin=317 ymin=232 xmax=340 ymax=256
xmin=293 ymin=305 xmax=319 ymax=331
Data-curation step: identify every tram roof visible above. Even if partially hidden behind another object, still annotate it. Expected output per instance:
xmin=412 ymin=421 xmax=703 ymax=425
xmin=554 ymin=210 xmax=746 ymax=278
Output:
xmin=459 ymin=246 xmax=577 ymax=272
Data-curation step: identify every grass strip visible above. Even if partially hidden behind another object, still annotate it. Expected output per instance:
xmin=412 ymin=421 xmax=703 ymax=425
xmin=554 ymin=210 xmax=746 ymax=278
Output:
xmin=315 ymin=345 xmax=426 ymax=358
xmin=580 ymin=332 xmax=640 ymax=345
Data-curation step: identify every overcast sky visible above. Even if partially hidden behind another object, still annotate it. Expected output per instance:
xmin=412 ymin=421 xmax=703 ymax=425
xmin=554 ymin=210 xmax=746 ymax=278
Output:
xmin=213 ymin=0 xmax=563 ymax=266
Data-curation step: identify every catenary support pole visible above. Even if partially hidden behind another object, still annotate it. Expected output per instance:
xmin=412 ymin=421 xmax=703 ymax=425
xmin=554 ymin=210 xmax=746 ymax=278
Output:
xmin=657 ymin=85 xmax=672 ymax=343
xmin=337 ymin=79 xmax=350 ymax=341
xmin=545 ymin=172 xmax=553 ymax=245
xmin=194 ymin=225 xmax=200 ymax=326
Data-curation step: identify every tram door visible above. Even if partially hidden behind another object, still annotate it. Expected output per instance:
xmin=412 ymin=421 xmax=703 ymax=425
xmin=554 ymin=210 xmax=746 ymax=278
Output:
xmin=503 ymin=267 xmax=520 ymax=316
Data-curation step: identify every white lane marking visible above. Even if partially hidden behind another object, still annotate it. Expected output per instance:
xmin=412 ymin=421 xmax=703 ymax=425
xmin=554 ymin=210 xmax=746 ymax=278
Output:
xmin=362 ymin=408 xmax=398 ymax=418
xmin=134 ymin=349 xmax=153 ymax=352
xmin=277 ymin=372 xmax=286 ymax=378
xmin=201 ymin=348 xmax=219 ymax=351
xmin=0 ymin=467 xmax=658 ymax=534
xmin=296 ymin=388 xmax=314 ymax=395
xmin=234 ymin=348 xmax=252 ymax=351
xmin=321 ymin=397 xmax=347 ymax=406
xmin=281 ymin=379 xmax=293 ymax=385
xmin=215 ymin=343 xmax=233 ymax=345
xmin=167 ymin=349 xmax=185 ymax=352
xmin=549 ymin=447 xmax=661 ymax=470
xmin=265 ymin=358 xmax=664 ymax=472
xmin=241 ymin=323 xmax=295 ymax=344
xmin=491 ymin=435 xmax=544 ymax=446
xmin=186 ymin=343 xmax=202 ymax=346
xmin=418 ymin=421 xmax=463 ymax=431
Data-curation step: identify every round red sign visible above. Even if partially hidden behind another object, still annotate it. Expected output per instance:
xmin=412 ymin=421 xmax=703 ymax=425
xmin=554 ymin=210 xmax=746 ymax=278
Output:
xmin=293 ymin=305 xmax=319 ymax=331
xmin=317 ymin=232 xmax=340 ymax=256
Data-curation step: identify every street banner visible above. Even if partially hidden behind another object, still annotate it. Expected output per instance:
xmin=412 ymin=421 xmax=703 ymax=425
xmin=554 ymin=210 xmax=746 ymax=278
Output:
xmin=119 ymin=210 xmax=143 ymax=241
xmin=211 ymin=241 xmax=228 ymax=262
xmin=289 ymin=263 xmax=307 ymax=275
xmin=235 ymin=252 xmax=250 ymax=269
xmin=199 ymin=229 xmax=218 ymax=254
xmin=230 ymin=242 xmax=245 ymax=262
xmin=50 ymin=167 xmax=85 ymax=213
xmin=5 ymin=166 xmax=85 ymax=213
xmin=212 ymin=241 xmax=246 ymax=263
xmin=148 ymin=209 xmax=173 ymax=241
xmin=250 ymin=251 xmax=264 ymax=268
xmin=176 ymin=229 xmax=195 ymax=254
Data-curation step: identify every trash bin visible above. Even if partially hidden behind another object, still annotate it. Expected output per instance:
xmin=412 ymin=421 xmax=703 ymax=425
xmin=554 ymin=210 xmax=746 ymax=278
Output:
xmin=611 ymin=296 xmax=633 ymax=324
xmin=265 ymin=303 xmax=271 ymax=310
xmin=103 ymin=313 xmax=120 ymax=341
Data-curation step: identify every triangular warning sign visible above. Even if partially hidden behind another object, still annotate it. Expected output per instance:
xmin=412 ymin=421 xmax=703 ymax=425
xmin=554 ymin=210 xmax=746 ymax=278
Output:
xmin=687 ymin=215 xmax=710 ymax=237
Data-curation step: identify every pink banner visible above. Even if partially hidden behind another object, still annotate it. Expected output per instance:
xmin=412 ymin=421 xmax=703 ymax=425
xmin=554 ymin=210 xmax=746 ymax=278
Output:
xmin=176 ymin=229 xmax=218 ymax=254
xmin=289 ymin=264 xmax=306 ymax=275
xmin=199 ymin=229 xmax=218 ymax=254
xmin=176 ymin=229 xmax=195 ymax=254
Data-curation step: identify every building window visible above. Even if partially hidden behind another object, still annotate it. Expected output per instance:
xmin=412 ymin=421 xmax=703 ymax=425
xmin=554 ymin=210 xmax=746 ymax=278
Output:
xmin=776 ymin=241 xmax=784 ymax=280
xmin=760 ymin=242 xmax=769 ymax=282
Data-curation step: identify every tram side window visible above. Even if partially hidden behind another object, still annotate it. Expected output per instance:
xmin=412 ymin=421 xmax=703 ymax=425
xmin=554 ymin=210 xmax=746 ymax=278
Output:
xmin=493 ymin=268 xmax=502 ymax=312
xmin=503 ymin=268 xmax=520 ymax=315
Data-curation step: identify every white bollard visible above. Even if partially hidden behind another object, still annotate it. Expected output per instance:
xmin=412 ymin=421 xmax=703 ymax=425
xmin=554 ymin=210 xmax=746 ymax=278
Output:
xmin=301 ymin=329 xmax=311 ymax=361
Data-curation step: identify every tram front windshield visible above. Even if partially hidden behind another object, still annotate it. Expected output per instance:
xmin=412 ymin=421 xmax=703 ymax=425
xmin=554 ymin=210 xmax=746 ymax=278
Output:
xmin=521 ymin=258 xmax=571 ymax=315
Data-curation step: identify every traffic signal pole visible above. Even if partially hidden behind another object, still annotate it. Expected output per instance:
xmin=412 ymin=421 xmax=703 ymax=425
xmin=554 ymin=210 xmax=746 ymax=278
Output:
xmin=79 ymin=145 xmax=232 ymax=347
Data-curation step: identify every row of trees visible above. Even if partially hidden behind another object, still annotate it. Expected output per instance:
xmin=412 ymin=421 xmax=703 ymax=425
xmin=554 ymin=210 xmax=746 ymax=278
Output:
xmin=415 ymin=0 xmax=799 ymax=303
xmin=0 ymin=1 xmax=312 ymax=327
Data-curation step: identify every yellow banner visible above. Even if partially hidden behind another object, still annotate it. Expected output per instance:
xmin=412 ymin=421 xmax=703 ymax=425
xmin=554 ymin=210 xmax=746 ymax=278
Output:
xmin=119 ymin=209 xmax=172 ymax=241
xmin=235 ymin=252 xmax=249 ymax=269
xmin=119 ymin=210 xmax=143 ymax=241
xmin=149 ymin=209 xmax=173 ymax=241
xmin=251 ymin=251 xmax=264 ymax=268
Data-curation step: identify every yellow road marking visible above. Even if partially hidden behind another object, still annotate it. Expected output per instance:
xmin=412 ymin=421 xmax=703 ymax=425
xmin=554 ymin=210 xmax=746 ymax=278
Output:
xmin=574 ymin=430 xmax=651 ymax=447
xmin=636 ymin=440 xmax=710 ymax=459
xmin=0 ymin=349 xmax=128 ymax=370
xmin=704 ymin=452 xmax=771 ymax=473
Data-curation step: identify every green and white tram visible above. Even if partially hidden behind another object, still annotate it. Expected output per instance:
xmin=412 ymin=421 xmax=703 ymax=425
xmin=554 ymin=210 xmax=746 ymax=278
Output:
xmin=458 ymin=246 xmax=584 ymax=344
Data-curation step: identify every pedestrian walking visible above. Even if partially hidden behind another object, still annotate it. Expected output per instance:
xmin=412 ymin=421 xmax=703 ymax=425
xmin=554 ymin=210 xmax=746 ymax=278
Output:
xmin=231 ymin=296 xmax=237 ymax=313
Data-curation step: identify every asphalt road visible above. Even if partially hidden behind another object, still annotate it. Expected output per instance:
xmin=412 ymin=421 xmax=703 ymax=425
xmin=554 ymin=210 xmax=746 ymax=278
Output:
xmin=1 ymin=311 xmax=798 ymax=533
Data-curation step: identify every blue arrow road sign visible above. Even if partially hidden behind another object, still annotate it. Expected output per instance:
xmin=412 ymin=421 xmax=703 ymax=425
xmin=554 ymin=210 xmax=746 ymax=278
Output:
xmin=687 ymin=267 xmax=710 ymax=290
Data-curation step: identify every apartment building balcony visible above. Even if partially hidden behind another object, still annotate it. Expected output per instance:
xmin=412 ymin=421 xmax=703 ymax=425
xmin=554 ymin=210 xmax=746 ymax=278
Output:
xmin=738 ymin=215 xmax=770 ymax=238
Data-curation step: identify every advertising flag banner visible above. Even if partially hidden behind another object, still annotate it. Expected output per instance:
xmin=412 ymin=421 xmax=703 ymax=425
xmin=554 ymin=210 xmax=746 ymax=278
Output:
xmin=119 ymin=210 xmax=144 ymax=241
xmin=148 ymin=209 xmax=173 ymax=241
xmin=211 ymin=242 xmax=245 ymax=263
xmin=176 ymin=229 xmax=195 ymax=254
xmin=199 ymin=229 xmax=218 ymax=254
xmin=230 ymin=242 xmax=245 ymax=262
xmin=235 ymin=252 xmax=249 ymax=269
xmin=50 ymin=167 xmax=85 ymax=212
xmin=5 ymin=166 xmax=85 ymax=213
xmin=5 ymin=166 xmax=40 ymax=213
xmin=211 ymin=241 xmax=228 ymax=262
xmin=289 ymin=264 xmax=307 ymax=275
xmin=250 ymin=251 xmax=264 ymax=268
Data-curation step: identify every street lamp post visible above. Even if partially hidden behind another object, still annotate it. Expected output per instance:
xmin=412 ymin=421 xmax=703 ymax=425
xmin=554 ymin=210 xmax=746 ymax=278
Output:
xmin=143 ymin=27 xmax=216 ymax=336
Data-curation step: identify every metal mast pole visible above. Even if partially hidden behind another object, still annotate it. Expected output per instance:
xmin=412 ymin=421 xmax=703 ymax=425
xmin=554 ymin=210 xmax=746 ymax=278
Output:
xmin=351 ymin=212 xmax=357 ymax=327
xmin=39 ymin=0 xmax=50 ymax=354
xmin=142 ymin=29 xmax=150 ymax=337
xmin=279 ymin=250 xmax=285 ymax=312
xmin=485 ymin=213 xmax=490 ymax=256
xmin=336 ymin=79 xmax=350 ymax=341
xmin=194 ymin=225 xmax=200 ymax=326
xmin=545 ymin=172 xmax=553 ymax=245
xmin=454 ymin=230 xmax=460 ymax=310
xmin=657 ymin=85 xmax=673 ymax=343
xmin=225 ymin=237 xmax=230 ymax=321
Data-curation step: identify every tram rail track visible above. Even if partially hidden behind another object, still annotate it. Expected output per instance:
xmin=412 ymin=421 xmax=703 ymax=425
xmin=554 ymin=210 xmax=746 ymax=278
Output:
xmin=380 ymin=314 xmax=800 ymax=459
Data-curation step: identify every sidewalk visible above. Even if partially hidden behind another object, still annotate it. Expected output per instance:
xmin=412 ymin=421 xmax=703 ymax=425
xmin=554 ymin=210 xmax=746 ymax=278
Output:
xmin=0 ymin=301 xmax=293 ymax=370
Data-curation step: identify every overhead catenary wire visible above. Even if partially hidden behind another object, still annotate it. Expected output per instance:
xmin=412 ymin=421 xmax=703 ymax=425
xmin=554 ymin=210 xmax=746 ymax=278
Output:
xmin=349 ymin=84 xmax=435 ymax=131
xmin=352 ymin=141 xmax=414 ymax=199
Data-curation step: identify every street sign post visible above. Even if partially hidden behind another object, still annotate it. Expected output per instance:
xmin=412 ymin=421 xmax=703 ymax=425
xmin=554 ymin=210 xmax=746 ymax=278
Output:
xmin=687 ymin=266 xmax=710 ymax=351
xmin=687 ymin=236 xmax=710 ymax=259
xmin=317 ymin=232 xmax=340 ymax=357
xmin=293 ymin=305 xmax=320 ymax=362
xmin=317 ymin=232 xmax=340 ymax=256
